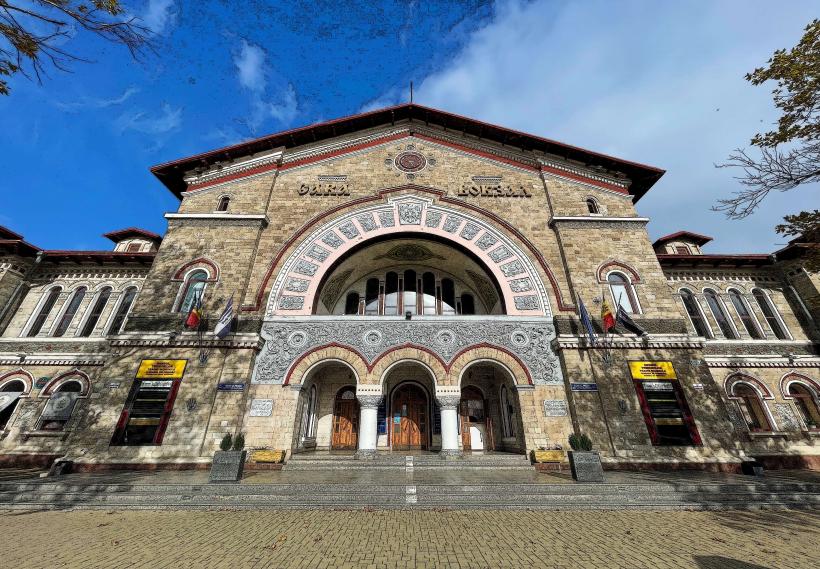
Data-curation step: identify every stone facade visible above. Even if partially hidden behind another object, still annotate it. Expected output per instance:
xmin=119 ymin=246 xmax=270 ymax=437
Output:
xmin=0 ymin=104 xmax=817 ymax=471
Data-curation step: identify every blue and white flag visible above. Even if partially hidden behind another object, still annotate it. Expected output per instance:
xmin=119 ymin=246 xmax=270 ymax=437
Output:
xmin=577 ymin=296 xmax=597 ymax=346
xmin=214 ymin=296 xmax=234 ymax=339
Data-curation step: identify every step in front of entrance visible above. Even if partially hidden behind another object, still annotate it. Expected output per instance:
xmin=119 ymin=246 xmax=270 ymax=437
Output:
xmin=284 ymin=453 xmax=534 ymax=470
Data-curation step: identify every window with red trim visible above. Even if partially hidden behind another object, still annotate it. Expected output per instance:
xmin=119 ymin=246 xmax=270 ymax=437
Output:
xmin=110 ymin=379 xmax=181 ymax=446
xmin=634 ymin=380 xmax=701 ymax=446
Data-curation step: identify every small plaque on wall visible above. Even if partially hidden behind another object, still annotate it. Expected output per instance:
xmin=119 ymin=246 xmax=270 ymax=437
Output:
xmin=543 ymin=400 xmax=568 ymax=417
xmin=106 ymin=381 xmax=121 ymax=389
xmin=249 ymin=399 xmax=273 ymax=417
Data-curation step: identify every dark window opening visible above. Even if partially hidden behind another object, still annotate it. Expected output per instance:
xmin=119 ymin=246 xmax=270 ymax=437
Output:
xmin=753 ymin=289 xmax=788 ymax=339
xmin=111 ymin=379 xmax=181 ymax=446
xmin=704 ymin=289 xmax=737 ymax=339
xmin=635 ymin=380 xmax=700 ymax=446
xmin=460 ymin=293 xmax=475 ymax=315
xmin=681 ymin=289 xmax=711 ymax=338
xmin=80 ymin=287 xmax=112 ymax=337
xmin=217 ymin=196 xmax=230 ymax=212
xmin=106 ymin=287 xmax=136 ymax=335
xmin=53 ymin=287 xmax=87 ymax=337
xmin=27 ymin=288 xmax=61 ymax=337
xmin=586 ymin=198 xmax=599 ymax=214
xmin=729 ymin=290 xmax=762 ymax=339
xmin=0 ymin=379 xmax=26 ymax=430
xmin=344 ymin=292 xmax=360 ymax=315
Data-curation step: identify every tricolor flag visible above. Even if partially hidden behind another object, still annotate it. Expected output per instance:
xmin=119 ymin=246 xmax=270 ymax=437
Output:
xmin=214 ymin=296 xmax=234 ymax=339
xmin=616 ymin=305 xmax=647 ymax=337
xmin=185 ymin=291 xmax=202 ymax=329
xmin=577 ymin=296 xmax=597 ymax=346
xmin=601 ymin=298 xmax=616 ymax=332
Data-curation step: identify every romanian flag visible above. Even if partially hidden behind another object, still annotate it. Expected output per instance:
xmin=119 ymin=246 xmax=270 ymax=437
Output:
xmin=601 ymin=298 xmax=616 ymax=332
xmin=185 ymin=292 xmax=202 ymax=329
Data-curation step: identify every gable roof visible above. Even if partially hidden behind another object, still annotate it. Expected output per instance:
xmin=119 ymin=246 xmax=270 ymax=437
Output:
xmin=103 ymin=227 xmax=163 ymax=244
xmin=653 ymin=231 xmax=713 ymax=248
xmin=150 ymin=103 xmax=665 ymax=201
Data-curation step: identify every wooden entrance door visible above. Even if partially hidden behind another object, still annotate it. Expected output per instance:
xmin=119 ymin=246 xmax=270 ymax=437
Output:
xmin=331 ymin=387 xmax=359 ymax=450
xmin=460 ymin=386 xmax=493 ymax=451
xmin=392 ymin=384 xmax=428 ymax=450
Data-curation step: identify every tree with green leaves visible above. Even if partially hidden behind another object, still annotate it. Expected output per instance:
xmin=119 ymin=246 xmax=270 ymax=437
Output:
xmin=716 ymin=19 xmax=819 ymax=269
xmin=0 ymin=1 xmax=152 ymax=95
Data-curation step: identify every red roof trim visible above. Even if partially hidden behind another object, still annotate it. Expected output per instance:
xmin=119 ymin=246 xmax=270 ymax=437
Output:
xmin=0 ymin=226 xmax=24 ymax=240
xmin=653 ymin=231 xmax=713 ymax=247
xmin=103 ymin=227 xmax=163 ymax=242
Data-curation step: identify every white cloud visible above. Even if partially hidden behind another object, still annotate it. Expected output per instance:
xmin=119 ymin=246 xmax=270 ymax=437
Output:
xmin=234 ymin=40 xmax=268 ymax=93
xmin=142 ymin=0 xmax=177 ymax=35
xmin=115 ymin=103 xmax=182 ymax=135
xmin=56 ymin=87 xmax=140 ymax=112
xmin=408 ymin=0 xmax=819 ymax=253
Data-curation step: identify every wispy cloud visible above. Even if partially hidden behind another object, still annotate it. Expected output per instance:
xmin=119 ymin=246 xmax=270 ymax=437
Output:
xmin=232 ymin=39 xmax=299 ymax=135
xmin=142 ymin=0 xmax=178 ymax=35
xmin=56 ymin=87 xmax=140 ymax=112
xmin=115 ymin=103 xmax=182 ymax=135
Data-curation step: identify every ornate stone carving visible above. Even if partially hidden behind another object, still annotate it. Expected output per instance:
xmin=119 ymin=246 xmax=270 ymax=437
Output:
xmin=375 ymin=244 xmax=445 ymax=263
xmin=278 ymin=296 xmax=304 ymax=310
xmin=509 ymin=277 xmax=533 ymax=292
xmin=443 ymin=215 xmax=463 ymax=233
xmin=320 ymin=269 xmax=353 ymax=311
xmin=285 ymin=278 xmax=309 ymax=293
xmin=488 ymin=246 xmax=512 ymax=262
xmin=476 ymin=233 xmax=498 ymax=251
xmin=321 ymin=232 xmax=343 ymax=249
xmin=435 ymin=394 xmax=461 ymax=409
xmin=356 ymin=394 xmax=384 ymax=408
xmin=500 ymin=260 xmax=524 ymax=277
xmin=253 ymin=319 xmax=562 ymax=386
xmin=356 ymin=214 xmax=378 ymax=232
xmin=514 ymin=296 xmax=540 ymax=310
xmin=378 ymin=211 xmax=395 ymax=228
xmin=774 ymin=403 xmax=800 ymax=430
xmin=307 ymin=245 xmax=330 ymax=262
xmin=425 ymin=211 xmax=442 ymax=228
xmin=338 ymin=222 xmax=359 ymax=239
xmin=460 ymin=223 xmax=480 ymax=240
xmin=398 ymin=202 xmax=423 ymax=225
xmin=294 ymin=260 xmax=318 ymax=277
xmin=465 ymin=269 xmax=498 ymax=312
xmin=395 ymin=151 xmax=427 ymax=173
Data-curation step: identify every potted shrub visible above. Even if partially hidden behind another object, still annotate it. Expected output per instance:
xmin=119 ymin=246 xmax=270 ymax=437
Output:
xmin=567 ymin=433 xmax=604 ymax=482
xmin=209 ymin=432 xmax=247 ymax=483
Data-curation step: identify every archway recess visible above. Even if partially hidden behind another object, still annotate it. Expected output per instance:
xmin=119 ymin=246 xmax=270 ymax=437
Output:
xmin=265 ymin=192 xmax=553 ymax=317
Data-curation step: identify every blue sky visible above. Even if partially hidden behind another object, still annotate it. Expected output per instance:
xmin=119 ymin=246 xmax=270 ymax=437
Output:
xmin=1 ymin=0 xmax=817 ymax=253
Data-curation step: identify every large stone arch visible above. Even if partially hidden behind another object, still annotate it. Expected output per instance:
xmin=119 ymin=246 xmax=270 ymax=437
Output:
xmin=449 ymin=345 xmax=533 ymax=386
xmin=264 ymin=189 xmax=557 ymax=317
xmin=368 ymin=346 xmax=448 ymax=387
xmin=283 ymin=344 xmax=369 ymax=386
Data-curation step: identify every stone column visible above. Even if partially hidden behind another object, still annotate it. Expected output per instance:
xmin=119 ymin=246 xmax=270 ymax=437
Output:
xmin=355 ymin=392 xmax=383 ymax=460
xmin=436 ymin=392 xmax=462 ymax=459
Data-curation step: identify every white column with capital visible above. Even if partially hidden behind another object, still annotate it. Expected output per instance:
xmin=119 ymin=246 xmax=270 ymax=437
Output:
xmin=436 ymin=388 xmax=462 ymax=459
xmin=355 ymin=389 xmax=383 ymax=460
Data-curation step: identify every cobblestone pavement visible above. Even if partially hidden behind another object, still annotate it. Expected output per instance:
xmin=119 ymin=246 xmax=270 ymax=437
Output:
xmin=1 ymin=508 xmax=818 ymax=568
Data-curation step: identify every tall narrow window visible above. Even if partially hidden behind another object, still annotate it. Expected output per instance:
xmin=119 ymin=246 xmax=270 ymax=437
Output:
xmin=422 ymin=272 xmax=436 ymax=315
xmin=753 ymin=289 xmax=789 ymax=339
xmin=306 ymin=385 xmax=318 ymax=438
xmin=78 ymin=287 xmax=112 ymax=337
xmin=364 ymin=278 xmax=379 ymax=315
xmin=384 ymin=272 xmax=399 ymax=315
xmin=789 ymin=384 xmax=820 ymax=430
xmin=586 ymin=198 xmax=599 ymax=214
xmin=728 ymin=290 xmax=762 ymax=339
xmin=403 ymin=269 xmax=417 ymax=315
xmin=217 ymin=196 xmax=230 ymax=212
xmin=500 ymin=385 xmax=515 ymax=438
xmin=177 ymin=270 xmax=208 ymax=314
xmin=441 ymin=278 xmax=455 ymax=315
xmin=608 ymin=272 xmax=638 ymax=313
xmin=105 ymin=287 xmax=135 ymax=335
xmin=26 ymin=288 xmax=61 ymax=337
xmin=704 ymin=289 xmax=737 ymax=339
xmin=53 ymin=287 xmax=87 ymax=337
xmin=680 ymin=289 xmax=711 ymax=338
xmin=344 ymin=292 xmax=360 ymax=315
xmin=733 ymin=383 xmax=771 ymax=432
xmin=460 ymin=293 xmax=475 ymax=315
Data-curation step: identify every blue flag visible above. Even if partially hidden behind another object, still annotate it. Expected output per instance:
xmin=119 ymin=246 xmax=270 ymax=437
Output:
xmin=578 ymin=296 xmax=597 ymax=346
xmin=214 ymin=296 xmax=234 ymax=339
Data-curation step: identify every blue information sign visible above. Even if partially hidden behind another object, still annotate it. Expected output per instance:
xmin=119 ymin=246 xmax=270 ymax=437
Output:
xmin=217 ymin=382 xmax=245 ymax=392
xmin=570 ymin=382 xmax=598 ymax=392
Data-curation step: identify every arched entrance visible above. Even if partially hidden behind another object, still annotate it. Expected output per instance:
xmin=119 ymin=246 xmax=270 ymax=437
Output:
xmin=460 ymin=386 xmax=493 ymax=451
xmin=391 ymin=383 xmax=429 ymax=450
xmin=331 ymin=386 xmax=359 ymax=450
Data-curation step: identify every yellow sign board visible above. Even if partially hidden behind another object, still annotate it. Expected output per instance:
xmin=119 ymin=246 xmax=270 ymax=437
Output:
xmin=629 ymin=361 xmax=677 ymax=380
xmin=252 ymin=450 xmax=284 ymax=464
xmin=136 ymin=359 xmax=187 ymax=380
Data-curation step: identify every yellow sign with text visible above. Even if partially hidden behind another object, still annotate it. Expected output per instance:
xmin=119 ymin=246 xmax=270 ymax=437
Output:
xmin=629 ymin=361 xmax=677 ymax=380
xmin=136 ymin=359 xmax=187 ymax=380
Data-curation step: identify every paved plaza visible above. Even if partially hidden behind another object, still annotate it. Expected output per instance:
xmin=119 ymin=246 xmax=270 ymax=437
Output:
xmin=1 ymin=507 xmax=818 ymax=568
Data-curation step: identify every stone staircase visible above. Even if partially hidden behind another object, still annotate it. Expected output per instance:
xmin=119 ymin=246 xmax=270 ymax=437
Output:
xmin=1 ymin=477 xmax=818 ymax=511
xmin=284 ymin=452 xmax=534 ymax=471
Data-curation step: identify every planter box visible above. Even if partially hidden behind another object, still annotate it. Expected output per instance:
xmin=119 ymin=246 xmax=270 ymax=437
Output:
xmin=568 ymin=451 xmax=604 ymax=483
xmin=252 ymin=450 xmax=285 ymax=464
xmin=209 ymin=450 xmax=246 ymax=483
xmin=531 ymin=450 xmax=565 ymax=464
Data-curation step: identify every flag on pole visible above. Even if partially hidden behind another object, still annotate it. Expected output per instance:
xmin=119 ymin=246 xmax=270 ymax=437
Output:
xmin=577 ymin=296 xmax=597 ymax=346
xmin=185 ymin=291 xmax=202 ymax=329
xmin=616 ymin=305 xmax=647 ymax=336
xmin=214 ymin=296 xmax=234 ymax=339
xmin=601 ymin=298 xmax=616 ymax=332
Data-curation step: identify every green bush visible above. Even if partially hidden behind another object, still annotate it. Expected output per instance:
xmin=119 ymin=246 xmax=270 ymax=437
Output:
xmin=219 ymin=433 xmax=232 ymax=451
xmin=568 ymin=433 xmax=593 ymax=451
xmin=232 ymin=432 xmax=245 ymax=451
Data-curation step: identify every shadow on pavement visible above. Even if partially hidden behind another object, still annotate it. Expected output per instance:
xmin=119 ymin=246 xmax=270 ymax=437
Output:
xmin=694 ymin=555 xmax=774 ymax=569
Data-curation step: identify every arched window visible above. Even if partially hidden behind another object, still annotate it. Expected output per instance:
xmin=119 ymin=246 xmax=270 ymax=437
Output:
xmin=217 ymin=196 xmax=230 ymax=212
xmin=384 ymin=271 xmax=399 ymax=315
xmin=26 ymin=287 xmax=61 ymax=337
xmin=125 ymin=242 xmax=142 ymax=252
xmin=38 ymin=380 xmax=84 ymax=431
xmin=422 ymin=272 xmax=436 ymax=315
xmin=441 ymin=278 xmax=455 ymax=315
xmin=680 ymin=289 xmax=711 ymax=338
xmin=177 ymin=270 xmax=208 ymax=314
xmin=731 ymin=383 xmax=772 ymax=432
xmin=344 ymin=292 xmax=360 ymax=315
xmin=752 ymin=289 xmax=789 ymax=339
xmin=79 ymin=286 xmax=112 ymax=337
xmin=403 ymin=269 xmax=417 ymax=315
xmin=586 ymin=198 xmax=600 ymax=214
xmin=704 ymin=289 xmax=737 ymax=339
xmin=608 ymin=272 xmax=639 ymax=314
xmin=460 ymin=293 xmax=475 ymax=315
xmin=728 ymin=289 xmax=762 ymax=339
xmin=106 ymin=287 xmax=137 ymax=335
xmin=306 ymin=385 xmax=318 ymax=438
xmin=53 ymin=286 xmax=87 ymax=337
xmin=0 ymin=379 xmax=26 ymax=430
xmin=788 ymin=383 xmax=820 ymax=430
xmin=500 ymin=384 xmax=516 ymax=438
xmin=364 ymin=278 xmax=379 ymax=315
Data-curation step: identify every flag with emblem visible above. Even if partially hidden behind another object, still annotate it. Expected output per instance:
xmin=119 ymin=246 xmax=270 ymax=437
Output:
xmin=214 ymin=296 xmax=234 ymax=339
xmin=601 ymin=298 xmax=616 ymax=332
xmin=577 ymin=296 xmax=597 ymax=346
xmin=185 ymin=291 xmax=202 ymax=329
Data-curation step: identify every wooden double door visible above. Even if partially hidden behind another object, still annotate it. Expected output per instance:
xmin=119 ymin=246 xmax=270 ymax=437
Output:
xmin=391 ymin=384 xmax=428 ymax=450
xmin=331 ymin=387 xmax=359 ymax=450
